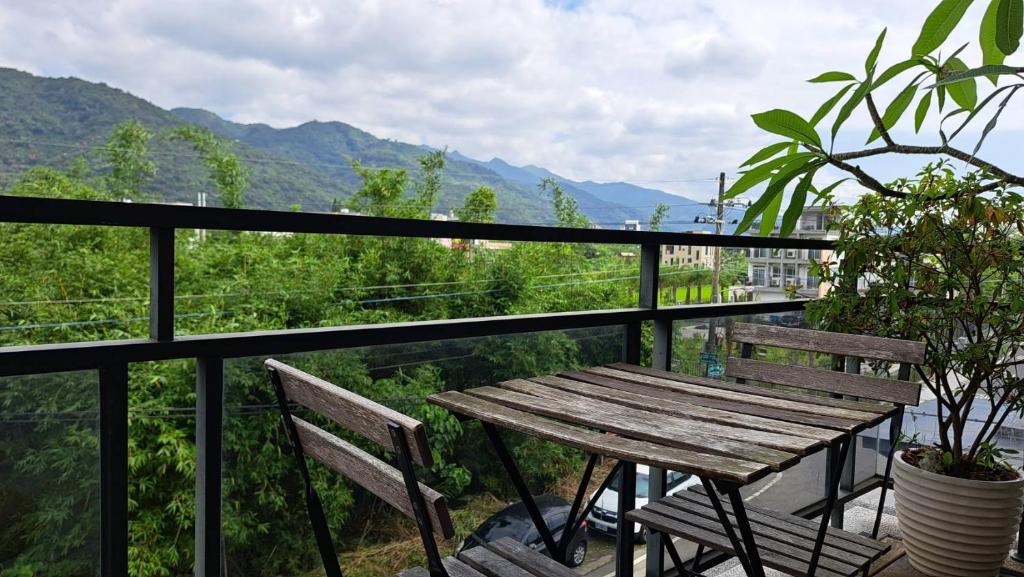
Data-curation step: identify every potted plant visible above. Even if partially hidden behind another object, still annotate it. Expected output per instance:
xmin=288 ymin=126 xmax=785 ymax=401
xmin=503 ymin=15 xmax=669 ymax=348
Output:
xmin=809 ymin=165 xmax=1024 ymax=577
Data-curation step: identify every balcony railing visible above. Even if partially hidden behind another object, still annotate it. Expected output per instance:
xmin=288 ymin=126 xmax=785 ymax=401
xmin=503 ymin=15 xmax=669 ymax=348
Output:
xmin=0 ymin=194 xmax=836 ymax=577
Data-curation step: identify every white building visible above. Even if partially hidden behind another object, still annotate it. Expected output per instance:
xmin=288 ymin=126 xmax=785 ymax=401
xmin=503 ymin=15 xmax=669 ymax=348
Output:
xmin=746 ymin=206 xmax=838 ymax=301
xmin=661 ymin=231 xmax=715 ymax=268
xmin=623 ymin=220 xmax=641 ymax=232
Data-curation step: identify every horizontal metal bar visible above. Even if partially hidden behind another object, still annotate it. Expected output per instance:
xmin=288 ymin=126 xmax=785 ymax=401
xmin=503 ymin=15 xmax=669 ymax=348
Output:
xmin=0 ymin=299 xmax=809 ymax=376
xmin=0 ymin=196 xmax=835 ymax=249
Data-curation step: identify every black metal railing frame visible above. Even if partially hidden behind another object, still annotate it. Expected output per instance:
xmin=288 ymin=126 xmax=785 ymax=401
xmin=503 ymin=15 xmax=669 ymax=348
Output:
xmin=0 ymin=195 xmax=834 ymax=577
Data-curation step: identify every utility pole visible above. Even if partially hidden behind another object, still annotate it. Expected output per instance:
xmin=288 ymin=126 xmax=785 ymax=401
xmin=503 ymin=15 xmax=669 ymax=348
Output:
xmin=703 ymin=172 xmax=727 ymax=377
xmin=710 ymin=172 xmax=726 ymax=304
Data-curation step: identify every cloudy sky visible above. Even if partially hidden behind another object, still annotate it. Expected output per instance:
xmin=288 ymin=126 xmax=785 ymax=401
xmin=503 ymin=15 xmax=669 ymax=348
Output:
xmin=1 ymin=0 xmax=1020 ymax=203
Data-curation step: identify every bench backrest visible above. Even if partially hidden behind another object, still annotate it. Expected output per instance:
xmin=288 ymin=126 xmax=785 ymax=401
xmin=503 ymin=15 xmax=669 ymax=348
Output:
xmin=725 ymin=323 xmax=925 ymax=406
xmin=265 ymin=358 xmax=455 ymax=539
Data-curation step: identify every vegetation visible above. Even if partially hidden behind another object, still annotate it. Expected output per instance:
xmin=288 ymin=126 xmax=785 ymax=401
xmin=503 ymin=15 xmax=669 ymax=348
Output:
xmin=0 ymin=120 xmax=747 ymax=577
xmin=809 ymin=164 xmax=1023 ymax=479
xmin=729 ymin=0 xmax=1024 ymax=234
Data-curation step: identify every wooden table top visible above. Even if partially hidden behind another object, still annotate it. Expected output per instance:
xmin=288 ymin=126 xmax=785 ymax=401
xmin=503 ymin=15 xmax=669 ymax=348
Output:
xmin=427 ymin=363 xmax=898 ymax=485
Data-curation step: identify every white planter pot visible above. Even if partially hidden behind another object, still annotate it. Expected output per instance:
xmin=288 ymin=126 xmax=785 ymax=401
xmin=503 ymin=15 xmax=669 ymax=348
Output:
xmin=894 ymin=449 xmax=1024 ymax=577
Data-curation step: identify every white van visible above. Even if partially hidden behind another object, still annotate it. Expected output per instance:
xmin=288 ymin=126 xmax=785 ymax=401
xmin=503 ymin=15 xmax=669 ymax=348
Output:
xmin=586 ymin=465 xmax=699 ymax=541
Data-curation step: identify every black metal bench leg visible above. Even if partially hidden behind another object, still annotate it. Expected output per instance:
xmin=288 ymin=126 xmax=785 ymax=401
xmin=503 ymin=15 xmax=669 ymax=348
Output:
xmin=616 ymin=461 xmax=638 ymax=577
xmin=871 ymin=407 xmax=903 ymax=539
xmin=700 ymin=478 xmax=754 ymax=577
xmin=481 ymin=423 xmax=561 ymax=560
xmin=809 ymin=436 xmax=851 ymax=577
xmin=390 ymin=423 xmax=449 ymax=577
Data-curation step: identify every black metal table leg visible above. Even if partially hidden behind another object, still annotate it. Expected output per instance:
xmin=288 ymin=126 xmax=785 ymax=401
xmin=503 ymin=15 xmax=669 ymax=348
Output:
xmin=808 ymin=436 xmax=851 ymax=577
xmin=872 ymin=407 xmax=904 ymax=539
xmin=700 ymin=478 xmax=753 ymax=577
xmin=724 ymin=487 xmax=766 ymax=577
xmin=481 ymin=423 xmax=561 ymax=558
xmin=560 ymin=453 xmax=598 ymax=558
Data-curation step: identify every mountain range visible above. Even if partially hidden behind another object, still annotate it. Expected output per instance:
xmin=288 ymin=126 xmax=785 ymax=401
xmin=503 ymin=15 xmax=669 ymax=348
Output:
xmin=0 ymin=67 xmax=713 ymax=229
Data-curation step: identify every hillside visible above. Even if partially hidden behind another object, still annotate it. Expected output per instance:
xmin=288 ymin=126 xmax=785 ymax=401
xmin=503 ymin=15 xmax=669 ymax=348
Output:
xmin=0 ymin=67 xmax=339 ymax=210
xmin=452 ymin=153 xmax=712 ymax=230
xmin=0 ymin=67 xmax=709 ymax=226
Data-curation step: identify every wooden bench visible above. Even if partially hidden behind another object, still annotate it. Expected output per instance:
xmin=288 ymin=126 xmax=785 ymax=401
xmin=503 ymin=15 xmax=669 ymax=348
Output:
xmin=265 ymin=359 xmax=584 ymax=577
xmin=624 ymin=323 xmax=924 ymax=577
xmin=628 ymin=487 xmax=889 ymax=577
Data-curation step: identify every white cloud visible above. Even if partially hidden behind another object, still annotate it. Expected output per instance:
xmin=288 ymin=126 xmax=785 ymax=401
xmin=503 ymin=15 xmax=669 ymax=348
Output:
xmin=0 ymin=0 xmax=1018 ymax=201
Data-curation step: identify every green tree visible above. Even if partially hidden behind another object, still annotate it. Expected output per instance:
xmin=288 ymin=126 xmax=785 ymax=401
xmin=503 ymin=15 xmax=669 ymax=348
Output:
xmin=170 ymin=126 xmax=248 ymax=209
xmin=103 ymin=120 xmax=155 ymax=201
xmin=540 ymin=178 xmax=589 ymax=229
xmin=648 ymin=202 xmax=670 ymax=232
xmin=455 ymin=186 xmax=498 ymax=223
xmin=414 ymin=149 xmax=446 ymax=215
xmin=730 ymin=0 xmax=1024 ymax=235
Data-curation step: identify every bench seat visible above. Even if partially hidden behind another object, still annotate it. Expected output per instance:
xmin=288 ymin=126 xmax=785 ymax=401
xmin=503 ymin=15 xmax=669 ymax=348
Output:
xmin=398 ymin=537 xmax=581 ymax=577
xmin=626 ymin=491 xmax=890 ymax=577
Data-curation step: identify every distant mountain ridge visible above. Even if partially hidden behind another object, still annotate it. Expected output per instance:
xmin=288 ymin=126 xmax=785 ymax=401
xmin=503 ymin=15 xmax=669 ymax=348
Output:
xmin=1 ymin=67 xmax=709 ymax=228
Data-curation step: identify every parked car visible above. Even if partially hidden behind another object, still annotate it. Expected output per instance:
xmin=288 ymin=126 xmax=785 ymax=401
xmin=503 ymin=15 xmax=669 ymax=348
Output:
xmin=458 ymin=495 xmax=588 ymax=567
xmin=586 ymin=465 xmax=699 ymax=542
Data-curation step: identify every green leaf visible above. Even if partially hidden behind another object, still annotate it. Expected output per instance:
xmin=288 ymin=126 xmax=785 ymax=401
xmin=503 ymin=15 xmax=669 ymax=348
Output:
xmin=740 ymin=142 xmax=793 ymax=167
xmin=943 ymin=57 xmax=978 ymax=109
xmin=981 ymin=0 xmax=1007 ymax=82
xmin=915 ymin=91 xmax=933 ymax=132
xmin=937 ymin=85 xmax=947 ymax=110
xmin=734 ymin=188 xmax=779 ymax=235
xmin=810 ymin=84 xmax=854 ymax=126
xmin=725 ymin=153 xmax=814 ymax=199
xmin=780 ymin=169 xmax=817 ymax=237
xmin=930 ymin=64 xmax=1022 ymax=86
xmin=760 ymin=189 xmax=785 ymax=237
xmin=832 ymin=72 xmax=873 ymax=141
xmin=733 ymin=156 xmax=817 ymax=235
xmin=866 ymin=28 xmax=888 ymax=73
xmin=912 ymin=0 xmax=974 ymax=56
xmin=996 ymin=0 xmax=1023 ymax=55
xmin=751 ymin=109 xmax=823 ymax=148
xmin=873 ymin=59 xmax=921 ymax=89
xmin=868 ymin=81 xmax=919 ymax=143
xmin=812 ymin=179 xmax=849 ymax=205
xmin=808 ymin=71 xmax=857 ymax=83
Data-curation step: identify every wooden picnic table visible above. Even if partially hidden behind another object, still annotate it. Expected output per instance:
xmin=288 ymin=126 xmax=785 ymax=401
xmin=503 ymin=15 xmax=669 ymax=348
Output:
xmin=428 ymin=362 xmax=903 ymax=577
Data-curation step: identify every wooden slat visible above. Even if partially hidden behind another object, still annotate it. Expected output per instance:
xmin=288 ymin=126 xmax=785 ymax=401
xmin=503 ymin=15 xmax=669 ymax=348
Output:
xmin=530 ymin=375 xmax=842 ymax=443
xmin=486 ymin=537 xmax=580 ymax=577
xmin=662 ymin=495 xmax=878 ymax=564
xmin=642 ymin=501 xmax=862 ymax=576
xmin=267 ymin=359 xmax=432 ymax=466
xmin=591 ymin=366 xmax=886 ymax=422
xmin=428 ymin=391 xmax=770 ymax=483
xmin=683 ymin=487 xmax=887 ymax=554
xmin=726 ymin=357 xmax=921 ymax=406
xmin=560 ymin=371 xmax=864 ymax=432
xmin=292 ymin=417 xmax=455 ymax=539
xmin=626 ymin=508 xmax=846 ymax=577
xmin=498 ymin=379 xmax=823 ymax=453
xmin=468 ymin=384 xmax=801 ymax=470
xmin=605 ymin=363 xmax=893 ymax=415
xmin=397 ymin=557 xmax=488 ymax=577
xmin=460 ymin=547 xmax=536 ymax=577
xmin=731 ymin=323 xmax=925 ymax=364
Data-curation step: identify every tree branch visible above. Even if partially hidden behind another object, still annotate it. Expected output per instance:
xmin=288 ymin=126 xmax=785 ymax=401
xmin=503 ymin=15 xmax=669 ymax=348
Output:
xmin=825 ymin=157 xmax=908 ymax=198
xmin=865 ymin=94 xmax=896 ymax=147
xmin=832 ymin=144 xmax=1024 ymax=187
